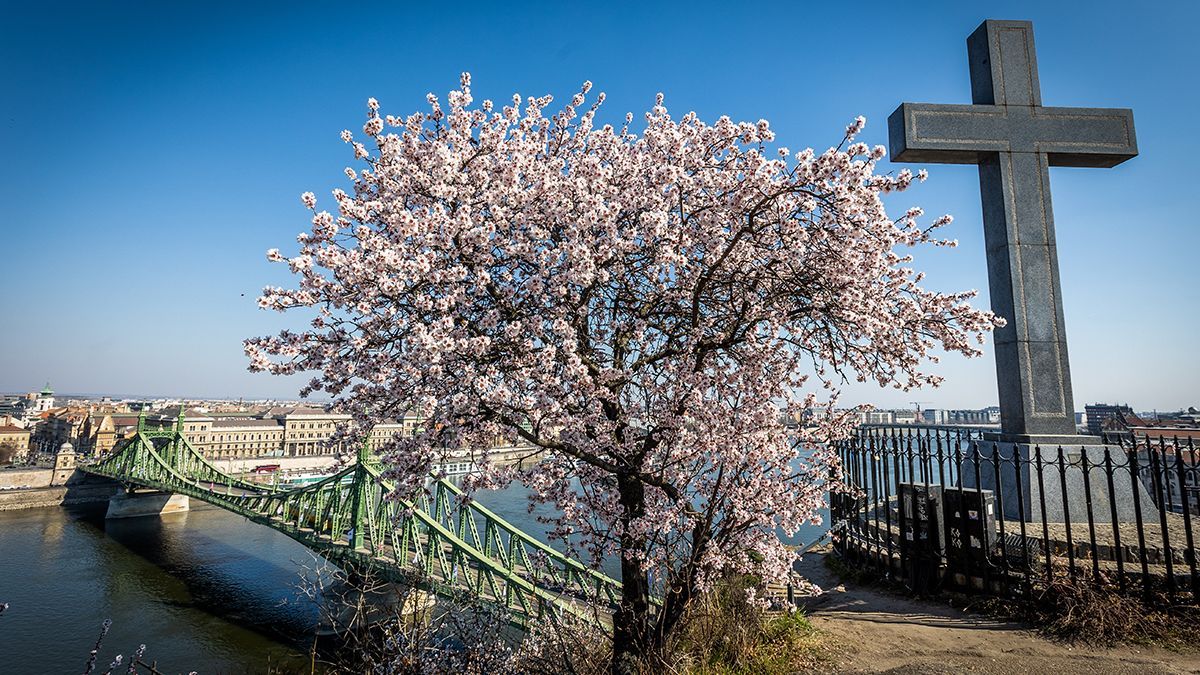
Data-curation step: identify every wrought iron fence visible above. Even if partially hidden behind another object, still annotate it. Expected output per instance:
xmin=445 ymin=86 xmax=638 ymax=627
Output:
xmin=829 ymin=425 xmax=1200 ymax=603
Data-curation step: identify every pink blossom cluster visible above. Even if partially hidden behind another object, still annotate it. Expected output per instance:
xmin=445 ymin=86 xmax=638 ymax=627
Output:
xmin=246 ymin=74 xmax=998 ymax=615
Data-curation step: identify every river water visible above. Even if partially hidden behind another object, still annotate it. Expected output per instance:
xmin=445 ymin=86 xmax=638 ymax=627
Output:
xmin=0 ymin=482 xmax=827 ymax=673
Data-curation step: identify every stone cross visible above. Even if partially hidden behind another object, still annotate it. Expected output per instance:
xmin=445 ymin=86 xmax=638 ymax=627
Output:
xmin=888 ymin=20 xmax=1137 ymax=442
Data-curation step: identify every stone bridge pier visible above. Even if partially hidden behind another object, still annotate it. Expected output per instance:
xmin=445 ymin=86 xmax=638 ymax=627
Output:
xmin=105 ymin=490 xmax=190 ymax=519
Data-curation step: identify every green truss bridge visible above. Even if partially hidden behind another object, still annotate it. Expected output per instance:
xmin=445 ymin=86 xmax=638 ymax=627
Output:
xmin=80 ymin=415 xmax=622 ymax=626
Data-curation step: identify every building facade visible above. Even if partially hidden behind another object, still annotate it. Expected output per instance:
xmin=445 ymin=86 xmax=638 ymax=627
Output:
xmin=1085 ymin=403 xmax=1135 ymax=437
xmin=140 ymin=406 xmax=424 ymax=461
xmin=0 ymin=424 xmax=31 ymax=463
xmin=34 ymin=384 xmax=54 ymax=414
xmin=77 ymin=413 xmax=142 ymax=456
xmin=943 ymin=406 xmax=1001 ymax=426
xmin=0 ymin=397 xmax=36 ymax=425
xmin=34 ymin=407 xmax=88 ymax=454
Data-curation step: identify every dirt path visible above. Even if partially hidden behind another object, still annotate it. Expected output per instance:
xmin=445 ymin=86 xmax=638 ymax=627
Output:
xmin=796 ymin=551 xmax=1200 ymax=674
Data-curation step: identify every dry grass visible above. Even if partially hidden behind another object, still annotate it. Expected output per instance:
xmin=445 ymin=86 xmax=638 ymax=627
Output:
xmin=964 ymin=573 xmax=1200 ymax=650
xmin=654 ymin=576 xmax=834 ymax=674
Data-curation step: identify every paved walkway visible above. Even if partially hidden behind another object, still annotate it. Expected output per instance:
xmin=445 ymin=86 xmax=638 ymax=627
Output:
xmin=796 ymin=551 xmax=1200 ymax=674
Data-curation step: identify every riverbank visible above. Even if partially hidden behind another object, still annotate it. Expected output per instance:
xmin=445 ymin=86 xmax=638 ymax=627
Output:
xmin=797 ymin=549 xmax=1200 ymax=674
xmin=0 ymin=483 xmax=120 ymax=510
xmin=0 ymin=467 xmax=119 ymax=511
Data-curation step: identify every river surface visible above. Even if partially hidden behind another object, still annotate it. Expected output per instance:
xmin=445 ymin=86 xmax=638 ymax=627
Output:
xmin=0 ymin=483 xmax=827 ymax=673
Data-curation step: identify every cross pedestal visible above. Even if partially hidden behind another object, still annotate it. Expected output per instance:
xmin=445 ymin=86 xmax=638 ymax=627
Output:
xmin=961 ymin=443 xmax=1158 ymax=524
xmin=888 ymin=20 xmax=1137 ymax=445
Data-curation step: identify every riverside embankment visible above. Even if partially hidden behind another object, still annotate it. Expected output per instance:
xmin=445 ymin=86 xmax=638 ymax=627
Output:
xmin=0 ymin=467 xmax=119 ymax=510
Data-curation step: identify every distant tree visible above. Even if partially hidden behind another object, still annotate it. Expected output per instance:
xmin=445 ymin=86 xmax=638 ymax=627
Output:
xmin=247 ymin=75 xmax=998 ymax=670
xmin=0 ymin=441 xmax=19 ymax=465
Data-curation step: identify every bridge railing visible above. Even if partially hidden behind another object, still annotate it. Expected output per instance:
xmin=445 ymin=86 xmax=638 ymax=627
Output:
xmin=425 ymin=477 xmax=623 ymax=607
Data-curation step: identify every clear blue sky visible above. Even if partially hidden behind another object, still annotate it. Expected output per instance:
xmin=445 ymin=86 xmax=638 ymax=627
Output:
xmin=1 ymin=1 xmax=1196 ymax=410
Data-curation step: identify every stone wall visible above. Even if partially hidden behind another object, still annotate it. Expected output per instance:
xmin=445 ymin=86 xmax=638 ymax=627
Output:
xmin=0 ymin=467 xmax=53 ymax=489
xmin=0 ymin=486 xmax=67 ymax=510
xmin=0 ymin=481 xmax=119 ymax=511
xmin=0 ymin=469 xmax=119 ymax=510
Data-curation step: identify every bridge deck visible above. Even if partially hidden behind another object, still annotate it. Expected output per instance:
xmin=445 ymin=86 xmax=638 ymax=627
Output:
xmin=82 ymin=427 xmax=622 ymax=626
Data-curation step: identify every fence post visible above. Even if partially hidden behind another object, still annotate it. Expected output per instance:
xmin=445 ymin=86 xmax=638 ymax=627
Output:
xmin=1080 ymin=450 xmax=1101 ymax=585
xmin=1012 ymin=441 xmax=1032 ymax=598
xmin=1056 ymin=446 xmax=1077 ymax=581
xmin=991 ymin=442 xmax=1011 ymax=593
xmin=1129 ymin=443 xmax=1152 ymax=599
xmin=971 ymin=440 xmax=987 ymax=592
xmin=1034 ymin=446 xmax=1052 ymax=583
xmin=1177 ymin=435 xmax=1200 ymax=598
xmin=892 ymin=432 xmax=906 ymax=583
xmin=1102 ymin=447 xmax=1126 ymax=591
xmin=1151 ymin=437 xmax=1176 ymax=603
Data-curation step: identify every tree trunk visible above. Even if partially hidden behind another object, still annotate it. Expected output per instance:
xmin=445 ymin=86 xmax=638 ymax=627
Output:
xmin=654 ymin=524 xmax=709 ymax=643
xmin=611 ymin=473 xmax=652 ymax=675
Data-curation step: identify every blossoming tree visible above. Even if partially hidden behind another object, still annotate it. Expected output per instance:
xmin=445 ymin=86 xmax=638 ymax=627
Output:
xmin=246 ymin=74 xmax=998 ymax=667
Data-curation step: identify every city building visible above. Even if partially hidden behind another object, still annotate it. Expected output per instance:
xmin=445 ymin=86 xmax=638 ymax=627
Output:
xmin=922 ymin=408 xmax=947 ymax=425
xmin=1122 ymin=420 xmax=1200 ymax=515
xmin=140 ymin=406 xmax=424 ymax=461
xmin=33 ymin=406 xmax=88 ymax=454
xmin=1146 ymin=407 xmax=1200 ymax=426
xmin=943 ymin=406 xmax=1001 ymax=426
xmin=0 ymin=423 xmax=31 ymax=463
xmin=77 ymin=412 xmax=142 ymax=456
xmin=1085 ymin=403 xmax=1135 ymax=437
xmin=34 ymin=383 xmax=54 ymax=414
xmin=863 ymin=410 xmax=896 ymax=425
xmin=803 ymin=406 xmax=1004 ymax=428
xmin=0 ymin=396 xmax=36 ymax=425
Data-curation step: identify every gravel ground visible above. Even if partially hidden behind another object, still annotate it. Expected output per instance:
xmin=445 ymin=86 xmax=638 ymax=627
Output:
xmin=794 ymin=549 xmax=1200 ymax=674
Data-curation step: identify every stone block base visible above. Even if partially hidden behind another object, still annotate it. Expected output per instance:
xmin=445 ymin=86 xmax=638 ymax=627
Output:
xmin=961 ymin=443 xmax=1159 ymax=523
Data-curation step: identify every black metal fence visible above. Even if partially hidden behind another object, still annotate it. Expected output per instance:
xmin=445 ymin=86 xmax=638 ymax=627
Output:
xmin=830 ymin=425 xmax=1200 ymax=603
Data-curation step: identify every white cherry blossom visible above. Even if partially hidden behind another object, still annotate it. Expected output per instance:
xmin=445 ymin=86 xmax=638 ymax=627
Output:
xmin=246 ymin=75 xmax=999 ymax=661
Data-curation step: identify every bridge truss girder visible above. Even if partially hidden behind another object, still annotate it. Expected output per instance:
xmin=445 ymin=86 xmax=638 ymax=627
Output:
xmin=82 ymin=426 xmax=623 ymax=627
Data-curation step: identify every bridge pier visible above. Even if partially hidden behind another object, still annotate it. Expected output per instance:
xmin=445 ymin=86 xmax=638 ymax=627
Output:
xmin=317 ymin=586 xmax=436 ymax=636
xmin=105 ymin=491 xmax=190 ymax=519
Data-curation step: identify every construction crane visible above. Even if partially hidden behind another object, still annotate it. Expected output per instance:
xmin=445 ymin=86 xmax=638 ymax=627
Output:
xmin=909 ymin=401 xmax=932 ymax=420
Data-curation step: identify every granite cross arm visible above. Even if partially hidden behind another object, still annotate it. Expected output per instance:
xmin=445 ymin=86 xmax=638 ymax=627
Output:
xmin=888 ymin=19 xmax=1137 ymax=443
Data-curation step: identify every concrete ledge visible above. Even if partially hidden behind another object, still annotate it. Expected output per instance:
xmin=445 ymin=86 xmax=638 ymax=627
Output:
xmin=981 ymin=433 xmax=1103 ymax=446
xmin=106 ymin=492 xmax=189 ymax=519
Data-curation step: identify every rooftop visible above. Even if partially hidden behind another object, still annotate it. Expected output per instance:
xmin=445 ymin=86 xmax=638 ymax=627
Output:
xmin=210 ymin=418 xmax=284 ymax=429
xmin=155 ymin=406 xmax=214 ymax=421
